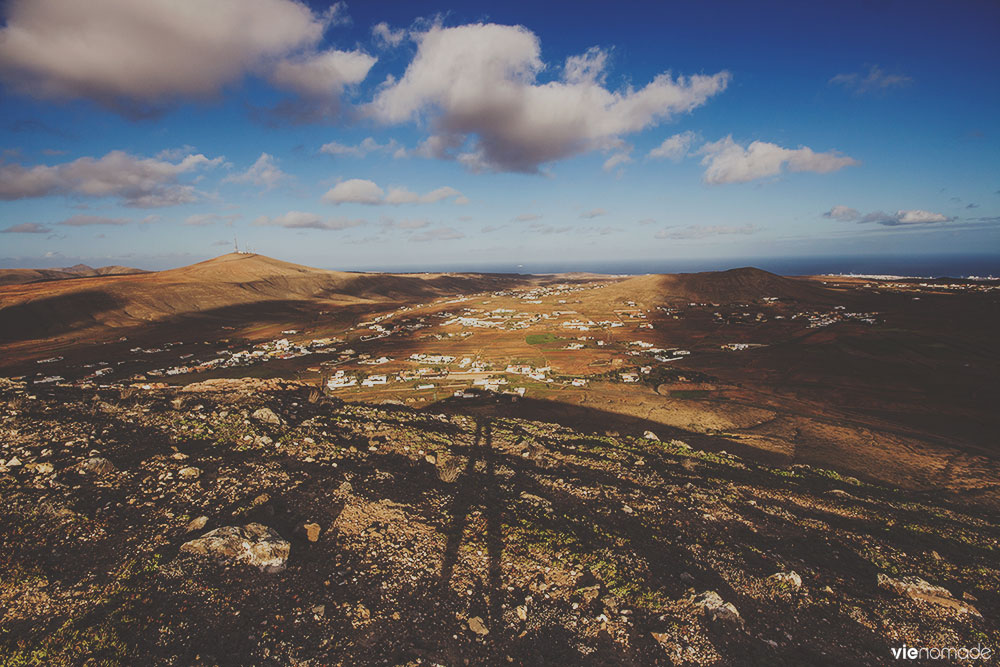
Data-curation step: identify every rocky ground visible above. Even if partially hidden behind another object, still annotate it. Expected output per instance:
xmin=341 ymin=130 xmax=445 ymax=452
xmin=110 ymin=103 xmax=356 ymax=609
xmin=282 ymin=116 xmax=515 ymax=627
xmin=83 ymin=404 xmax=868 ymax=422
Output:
xmin=0 ymin=377 xmax=996 ymax=665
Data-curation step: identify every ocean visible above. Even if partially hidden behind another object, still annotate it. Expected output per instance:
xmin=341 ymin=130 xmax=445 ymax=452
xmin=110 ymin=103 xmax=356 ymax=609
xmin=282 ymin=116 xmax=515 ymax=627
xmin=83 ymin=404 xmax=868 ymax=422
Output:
xmin=377 ymin=254 xmax=1000 ymax=279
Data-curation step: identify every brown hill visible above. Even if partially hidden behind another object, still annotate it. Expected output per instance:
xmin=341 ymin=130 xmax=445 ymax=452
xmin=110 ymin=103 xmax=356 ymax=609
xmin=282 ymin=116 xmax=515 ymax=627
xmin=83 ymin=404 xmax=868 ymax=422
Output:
xmin=0 ymin=264 xmax=147 ymax=286
xmin=0 ymin=253 xmax=526 ymax=344
xmin=593 ymin=267 xmax=839 ymax=306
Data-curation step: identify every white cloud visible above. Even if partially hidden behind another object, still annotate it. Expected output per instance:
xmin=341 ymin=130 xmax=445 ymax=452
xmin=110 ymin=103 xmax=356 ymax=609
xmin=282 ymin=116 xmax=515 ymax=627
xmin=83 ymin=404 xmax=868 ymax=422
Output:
xmin=655 ymin=224 xmax=759 ymax=239
xmin=253 ymin=211 xmax=364 ymax=230
xmin=368 ymin=23 xmax=729 ymax=173
xmin=385 ymin=186 xmax=463 ymax=205
xmin=0 ymin=0 xmax=346 ymax=114
xmin=0 ymin=150 xmax=222 ymax=207
xmin=268 ymin=49 xmax=376 ymax=99
xmin=580 ymin=208 xmax=607 ymax=219
xmin=823 ymin=205 xmax=861 ymax=221
xmin=410 ymin=226 xmax=465 ymax=242
xmin=603 ymin=152 xmax=632 ymax=172
xmin=372 ymin=22 xmax=406 ymax=48
xmin=895 ymin=210 xmax=950 ymax=224
xmin=322 ymin=179 xmax=384 ymax=205
xmin=58 ymin=214 xmax=130 ymax=226
xmin=861 ymin=209 xmax=951 ymax=226
xmin=830 ymin=65 xmax=912 ymax=94
xmin=699 ymin=135 xmax=858 ymax=185
xmin=648 ymin=131 xmax=696 ymax=161
xmin=513 ymin=213 xmax=541 ymax=222
xmin=1 ymin=222 xmax=50 ymax=233
xmin=824 ymin=205 xmax=953 ymax=226
xmin=322 ymin=179 xmax=466 ymax=205
xmin=319 ymin=137 xmax=399 ymax=157
xmin=223 ymin=153 xmax=287 ymax=190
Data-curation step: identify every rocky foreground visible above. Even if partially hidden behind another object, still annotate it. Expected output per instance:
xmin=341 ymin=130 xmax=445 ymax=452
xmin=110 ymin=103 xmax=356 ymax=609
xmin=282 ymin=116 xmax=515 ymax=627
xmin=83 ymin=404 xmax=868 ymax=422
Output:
xmin=0 ymin=378 xmax=996 ymax=665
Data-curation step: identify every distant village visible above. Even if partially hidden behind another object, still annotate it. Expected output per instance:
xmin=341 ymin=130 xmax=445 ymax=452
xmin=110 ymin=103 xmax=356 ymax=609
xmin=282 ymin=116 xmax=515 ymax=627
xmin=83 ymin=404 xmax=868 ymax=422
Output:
xmin=15 ymin=277 xmax=908 ymax=398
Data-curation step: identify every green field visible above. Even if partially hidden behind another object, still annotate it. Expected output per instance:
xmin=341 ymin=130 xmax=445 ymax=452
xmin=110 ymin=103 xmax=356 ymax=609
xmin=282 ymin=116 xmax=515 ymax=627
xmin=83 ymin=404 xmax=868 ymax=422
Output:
xmin=525 ymin=333 xmax=560 ymax=345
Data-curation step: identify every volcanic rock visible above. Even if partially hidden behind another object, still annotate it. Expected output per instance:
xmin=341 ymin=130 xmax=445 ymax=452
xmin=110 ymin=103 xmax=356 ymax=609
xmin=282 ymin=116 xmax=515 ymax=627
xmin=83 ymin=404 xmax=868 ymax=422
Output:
xmin=180 ymin=523 xmax=290 ymax=573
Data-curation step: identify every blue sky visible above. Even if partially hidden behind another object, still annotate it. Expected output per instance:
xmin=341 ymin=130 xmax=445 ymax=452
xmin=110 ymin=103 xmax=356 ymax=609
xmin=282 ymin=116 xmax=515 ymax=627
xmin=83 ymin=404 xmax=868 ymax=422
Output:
xmin=0 ymin=0 xmax=997 ymax=271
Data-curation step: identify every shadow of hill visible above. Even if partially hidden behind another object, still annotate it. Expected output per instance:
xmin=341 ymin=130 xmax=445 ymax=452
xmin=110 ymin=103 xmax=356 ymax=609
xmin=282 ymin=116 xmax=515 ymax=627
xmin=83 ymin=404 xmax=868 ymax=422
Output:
xmin=0 ymin=289 xmax=125 ymax=341
xmin=419 ymin=393 xmax=790 ymax=466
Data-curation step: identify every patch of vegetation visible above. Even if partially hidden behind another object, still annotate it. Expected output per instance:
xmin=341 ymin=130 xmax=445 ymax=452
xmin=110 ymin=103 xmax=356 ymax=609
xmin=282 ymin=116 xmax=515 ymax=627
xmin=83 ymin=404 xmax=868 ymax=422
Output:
xmin=525 ymin=333 xmax=561 ymax=345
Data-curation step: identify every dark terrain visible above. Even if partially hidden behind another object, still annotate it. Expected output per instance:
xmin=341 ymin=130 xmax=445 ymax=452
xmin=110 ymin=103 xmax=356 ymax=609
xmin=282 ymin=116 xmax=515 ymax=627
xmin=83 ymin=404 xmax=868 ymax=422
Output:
xmin=0 ymin=378 xmax=997 ymax=665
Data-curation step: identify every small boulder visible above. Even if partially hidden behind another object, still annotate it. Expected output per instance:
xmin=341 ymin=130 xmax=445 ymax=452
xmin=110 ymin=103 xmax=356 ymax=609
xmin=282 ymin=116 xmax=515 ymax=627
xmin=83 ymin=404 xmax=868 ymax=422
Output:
xmin=691 ymin=590 xmax=743 ymax=629
xmin=81 ymin=457 xmax=115 ymax=476
xmin=877 ymin=574 xmax=980 ymax=617
xmin=177 ymin=466 xmax=202 ymax=480
xmin=252 ymin=408 xmax=283 ymax=426
xmin=180 ymin=523 xmax=290 ymax=573
xmin=643 ymin=431 xmax=660 ymax=441
xmin=468 ymin=616 xmax=489 ymax=636
xmin=303 ymin=522 xmax=321 ymax=542
xmin=186 ymin=516 xmax=209 ymax=532
xmin=769 ymin=571 xmax=802 ymax=590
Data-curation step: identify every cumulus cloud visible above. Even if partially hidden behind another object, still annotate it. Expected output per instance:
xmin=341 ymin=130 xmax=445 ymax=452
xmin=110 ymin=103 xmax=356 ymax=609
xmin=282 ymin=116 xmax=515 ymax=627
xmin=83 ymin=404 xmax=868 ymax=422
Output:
xmin=223 ymin=153 xmax=287 ymax=190
xmin=58 ymin=215 xmax=130 ymax=226
xmin=0 ymin=0 xmax=365 ymax=115
xmin=699 ymin=136 xmax=858 ymax=185
xmin=580 ymin=208 xmax=607 ymax=219
xmin=410 ymin=226 xmax=465 ymax=242
xmin=648 ymin=131 xmax=696 ymax=161
xmin=368 ymin=23 xmax=729 ymax=173
xmin=385 ymin=186 xmax=464 ymax=205
xmin=862 ymin=210 xmax=952 ymax=226
xmin=322 ymin=179 xmax=466 ymax=205
xmin=372 ymin=22 xmax=407 ymax=48
xmin=269 ymin=49 xmax=374 ymax=98
xmin=1 ymin=222 xmax=50 ymax=233
xmin=655 ymin=224 xmax=759 ymax=239
xmin=823 ymin=205 xmax=953 ymax=226
xmin=830 ymin=65 xmax=912 ymax=94
xmin=253 ymin=211 xmax=364 ymax=230
xmin=823 ymin=205 xmax=861 ymax=221
xmin=319 ymin=137 xmax=399 ymax=157
xmin=322 ymin=179 xmax=384 ymax=205
xmin=0 ymin=150 xmax=222 ymax=207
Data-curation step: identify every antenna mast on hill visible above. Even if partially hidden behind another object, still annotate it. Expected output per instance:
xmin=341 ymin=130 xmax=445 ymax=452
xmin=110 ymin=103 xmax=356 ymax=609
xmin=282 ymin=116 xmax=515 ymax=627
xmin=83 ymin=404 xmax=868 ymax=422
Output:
xmin=234 ymin=235 xmax=239 ymax=253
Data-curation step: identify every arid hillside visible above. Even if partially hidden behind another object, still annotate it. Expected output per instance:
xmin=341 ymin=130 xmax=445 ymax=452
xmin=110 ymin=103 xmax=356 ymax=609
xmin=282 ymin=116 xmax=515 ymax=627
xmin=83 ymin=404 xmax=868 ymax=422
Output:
xmin=587 ymin=268 xmax=840 ymax=307
xmin=0 ymin=378 xmax=996 ymax=665
xmin=0 ymin=264 xmax=146 ymax=287
xmin=0 ymin=254 xmax=529 ymax=347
